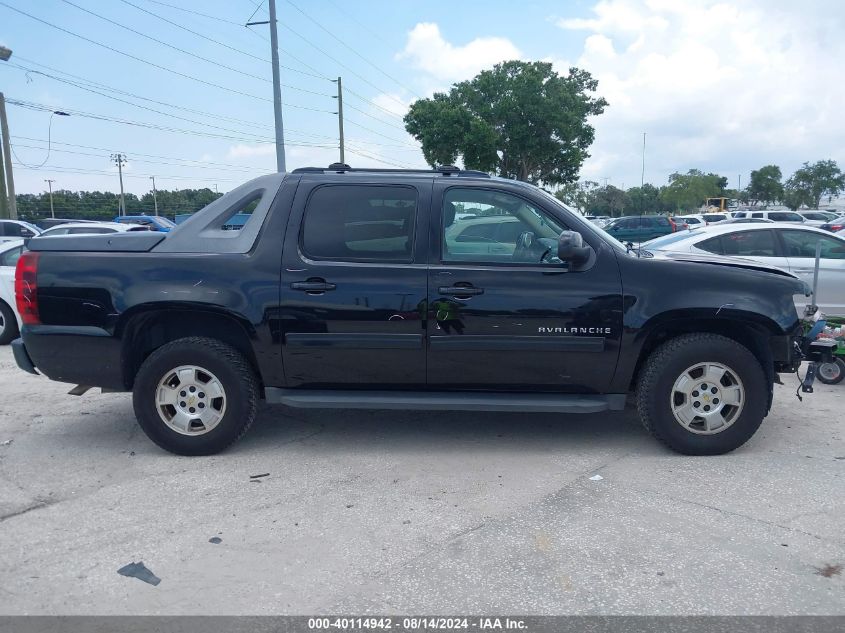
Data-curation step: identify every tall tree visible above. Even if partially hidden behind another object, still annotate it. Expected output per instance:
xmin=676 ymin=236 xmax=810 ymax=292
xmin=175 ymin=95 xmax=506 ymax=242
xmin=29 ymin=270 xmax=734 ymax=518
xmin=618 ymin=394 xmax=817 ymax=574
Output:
xmin=783 ymin=160 xmax=845 ymax=209
xmin=747 ymin=165 xmax=783 ymax=204
xmin=659 ymin=169 xmax=722 ymax=212
xmin=404 ymin=60 xmax=608 ymax=185
xmin=626 ymin=183 xmax=665 ymax=214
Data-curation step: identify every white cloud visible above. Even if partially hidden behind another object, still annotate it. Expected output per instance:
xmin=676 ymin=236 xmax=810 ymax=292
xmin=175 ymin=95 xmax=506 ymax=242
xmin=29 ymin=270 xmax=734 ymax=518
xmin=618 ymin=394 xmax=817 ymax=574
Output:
xmin=559 ymin=0 xmax=845 ymax=186
xmin=397 ymin=22 xmax=522 ymax=84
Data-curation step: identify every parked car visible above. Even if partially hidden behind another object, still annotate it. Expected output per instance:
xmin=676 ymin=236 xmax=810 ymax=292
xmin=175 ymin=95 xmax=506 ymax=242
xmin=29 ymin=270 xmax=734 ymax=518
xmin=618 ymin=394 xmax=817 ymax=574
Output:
xmin=701 ymin=213 xmax=730 ymax=224
xmin=732 ymin=210 xmax=806 ymax=223
xmin=0 ymin=239 xmax=24 ymax=344
xmin=643 ymin=224 xmax=845 ymax=315
xmin=12 ymin=166 xmax=831 ymax=458
xmin=675 ymin=214 xmax=707 ymax=228
xmin=38 ymin=222 xmax=151 ymax=237
xmin=0 ymin=219 xmax=41 ymax=242
xmin=602 ymin=215 xmax=676 ymax=243
xmin=820 ymin=216 xmax=845 ymax=233
xmin=113 ymin=215 xmax=176 ymax=232
xmin=721 ymin=218 xmax=775 ymax=224
xmin=800 ymin=211 xmax=836 ymax=226
xmin=35 ymin=218 xmax=98 ymax=230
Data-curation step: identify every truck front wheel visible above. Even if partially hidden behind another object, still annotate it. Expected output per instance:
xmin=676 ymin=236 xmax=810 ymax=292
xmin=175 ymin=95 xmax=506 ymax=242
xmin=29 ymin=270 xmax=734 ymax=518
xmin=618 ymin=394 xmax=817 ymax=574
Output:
xmin=636 ymin=333 xmax=768 ymax=455
xmin=132 ymin=337 xmax=259 ymax=455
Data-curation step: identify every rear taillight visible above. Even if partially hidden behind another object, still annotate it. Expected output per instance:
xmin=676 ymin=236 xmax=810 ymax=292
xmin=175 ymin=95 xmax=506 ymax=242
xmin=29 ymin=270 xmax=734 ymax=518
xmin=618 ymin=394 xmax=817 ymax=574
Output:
xmin=669 ymin=218 xmax=677 ymax=232
xmin=830 ymin=224 xmax=843 ymax=232
xmin=15 ymin=251 xmax=40 ymax=326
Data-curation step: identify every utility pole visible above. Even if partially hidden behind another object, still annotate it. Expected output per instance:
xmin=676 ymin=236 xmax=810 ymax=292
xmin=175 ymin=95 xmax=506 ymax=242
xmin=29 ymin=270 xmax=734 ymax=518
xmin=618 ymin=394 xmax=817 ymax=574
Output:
xmin=44 ymin=179 xmax=55 ymax=218
xmin=334 ymin=76 xmax=345 ymax=164
xmin=247 ymin=1 xmax=286 ymax=172
xmin=0 ymin=130 xmax=7 ymax=219
xmin=0 ymin=93 xmax=17 ymax=219
xmin=111 ymin=153 xmax=127 ymax=216
xmin=149 ymin=175 xmax=158 ymax=216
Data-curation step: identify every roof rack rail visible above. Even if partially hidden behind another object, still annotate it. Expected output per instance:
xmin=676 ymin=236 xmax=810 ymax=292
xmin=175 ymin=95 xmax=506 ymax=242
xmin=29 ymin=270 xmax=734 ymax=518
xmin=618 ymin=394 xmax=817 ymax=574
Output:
xmin=291 ymin=164 xmax=491 ymax=178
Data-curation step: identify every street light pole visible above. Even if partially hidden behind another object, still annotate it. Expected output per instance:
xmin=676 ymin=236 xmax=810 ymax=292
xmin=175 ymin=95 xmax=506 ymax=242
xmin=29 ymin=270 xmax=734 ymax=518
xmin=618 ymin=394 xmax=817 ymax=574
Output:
xmin=150 ymin=175 xmax=158 ymax=216
xmin=44 ymin=179 xmax=55 ymax=218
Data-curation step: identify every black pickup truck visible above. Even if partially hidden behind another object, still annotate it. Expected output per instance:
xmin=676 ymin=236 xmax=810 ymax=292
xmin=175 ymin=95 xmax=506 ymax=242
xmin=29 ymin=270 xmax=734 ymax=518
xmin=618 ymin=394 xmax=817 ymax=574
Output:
xmin=11 ymin=166 xmax=832 ymax=456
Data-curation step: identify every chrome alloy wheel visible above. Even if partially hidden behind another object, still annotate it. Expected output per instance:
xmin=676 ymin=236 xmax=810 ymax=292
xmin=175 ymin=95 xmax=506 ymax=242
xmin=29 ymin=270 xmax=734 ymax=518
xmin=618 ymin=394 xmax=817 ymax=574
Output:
xmin=670 ymin=362 xmax=745 ymax=435
xmin=0 ymin=312 xmax=5 ymax=336
xmin=155 ymin=365 xmax=227 ymax=436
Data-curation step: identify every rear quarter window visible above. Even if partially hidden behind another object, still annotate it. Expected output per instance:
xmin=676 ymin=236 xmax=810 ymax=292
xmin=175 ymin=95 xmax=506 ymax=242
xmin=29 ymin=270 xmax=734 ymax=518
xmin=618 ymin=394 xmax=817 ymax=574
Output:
xmin=301 ymin=185 xmax=417 ymax=262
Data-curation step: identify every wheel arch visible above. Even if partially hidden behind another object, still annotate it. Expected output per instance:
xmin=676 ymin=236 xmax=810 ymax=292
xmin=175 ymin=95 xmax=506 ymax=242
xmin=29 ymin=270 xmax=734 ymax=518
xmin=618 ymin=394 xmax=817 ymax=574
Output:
xmin=118 ymin=304 xmax=262 ymax=391
xmin=625 ymin=310 xmax=779 ymax=412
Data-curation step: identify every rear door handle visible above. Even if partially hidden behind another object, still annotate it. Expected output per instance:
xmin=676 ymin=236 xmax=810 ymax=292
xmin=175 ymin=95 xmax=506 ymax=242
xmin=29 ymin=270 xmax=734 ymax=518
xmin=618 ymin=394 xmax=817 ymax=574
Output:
xmin=291 ymin=280 xmax=337 ymax=293
xmin=439 ymin=285 xmax=484 ymax=297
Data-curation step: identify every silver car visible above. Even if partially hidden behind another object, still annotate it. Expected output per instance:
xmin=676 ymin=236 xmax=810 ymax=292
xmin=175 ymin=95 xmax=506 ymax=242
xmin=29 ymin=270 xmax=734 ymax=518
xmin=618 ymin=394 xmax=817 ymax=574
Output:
xmin=643 ymin=224 xmax=845 ymax=316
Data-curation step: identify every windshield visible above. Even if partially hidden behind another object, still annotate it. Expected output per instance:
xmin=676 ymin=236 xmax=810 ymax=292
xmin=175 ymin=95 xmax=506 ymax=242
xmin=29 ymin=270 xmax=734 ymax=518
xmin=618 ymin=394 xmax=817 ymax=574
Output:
xmin=641 ymin=231 xmax=697 ymax=249
xmin=154 ymin=217 xmax=177 ymax=228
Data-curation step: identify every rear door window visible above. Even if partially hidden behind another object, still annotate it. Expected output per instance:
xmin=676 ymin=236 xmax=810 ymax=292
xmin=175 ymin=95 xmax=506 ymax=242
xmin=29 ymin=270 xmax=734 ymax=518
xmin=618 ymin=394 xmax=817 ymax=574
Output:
xmin=722 ymin=230 xmax=777 ymax=256
xmin=301 ymin=185 xmax=417 ymax=262
xmin=780 ymin=230 xmax=845 ymax=259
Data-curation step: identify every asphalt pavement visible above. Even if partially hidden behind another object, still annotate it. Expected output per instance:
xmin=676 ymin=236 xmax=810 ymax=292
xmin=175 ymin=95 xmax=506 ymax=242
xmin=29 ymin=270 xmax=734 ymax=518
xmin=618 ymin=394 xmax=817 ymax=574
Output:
xmin=0 ymin=346 xmax=843 ymax=614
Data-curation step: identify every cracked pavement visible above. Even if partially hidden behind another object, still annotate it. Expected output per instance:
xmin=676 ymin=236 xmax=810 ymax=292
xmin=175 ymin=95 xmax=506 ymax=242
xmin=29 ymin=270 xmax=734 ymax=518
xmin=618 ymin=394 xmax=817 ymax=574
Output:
xmin=0 ymin=346 xmax=843 ymax=614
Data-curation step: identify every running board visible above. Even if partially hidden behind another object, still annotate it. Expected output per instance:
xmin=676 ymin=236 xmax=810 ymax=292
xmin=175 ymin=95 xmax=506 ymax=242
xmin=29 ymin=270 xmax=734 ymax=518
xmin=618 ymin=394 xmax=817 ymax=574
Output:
xmin=264 ymin=389 xmax=626 ymax=413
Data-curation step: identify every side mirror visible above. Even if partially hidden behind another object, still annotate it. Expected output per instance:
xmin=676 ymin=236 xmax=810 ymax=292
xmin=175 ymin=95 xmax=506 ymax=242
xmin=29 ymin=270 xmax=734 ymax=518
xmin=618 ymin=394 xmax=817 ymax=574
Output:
xmin=557 ymin=230 xmax=592 ymax=266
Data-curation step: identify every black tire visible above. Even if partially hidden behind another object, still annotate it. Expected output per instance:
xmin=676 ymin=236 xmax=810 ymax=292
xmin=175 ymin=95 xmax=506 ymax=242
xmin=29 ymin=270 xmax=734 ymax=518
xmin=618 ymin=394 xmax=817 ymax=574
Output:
xmin=0 ymin=301 xmax=19 ymax=345
xmin=132 ymin=336 xmax=259 ymax=456
xmin=817 ymin=358 xmax=845 ymax=385
xmin=636 ymin=333 xmax=768 ymax=455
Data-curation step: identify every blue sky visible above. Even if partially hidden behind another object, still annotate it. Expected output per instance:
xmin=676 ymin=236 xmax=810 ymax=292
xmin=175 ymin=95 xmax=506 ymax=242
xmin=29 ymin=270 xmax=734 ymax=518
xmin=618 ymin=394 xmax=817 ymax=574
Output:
xmin=1 ymin=0 xmax=843 ymax=198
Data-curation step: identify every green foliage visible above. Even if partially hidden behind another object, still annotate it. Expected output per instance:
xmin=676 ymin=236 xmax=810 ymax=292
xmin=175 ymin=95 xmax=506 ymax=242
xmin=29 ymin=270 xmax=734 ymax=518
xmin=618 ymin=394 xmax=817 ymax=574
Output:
xmin=659 ymin=169 xmax=723 ymax=212
xmin=626 ymin=183 xmax=669 ymax=214
xmin=747 ymin=165 xmax=783 ymax=204
xmin=15 ymin=188 xmax=223 ymax=222
xmin=783 ymin=160 xmax=844 ymax=209
xmin=404 ymin=60 xmax=608 ymax=185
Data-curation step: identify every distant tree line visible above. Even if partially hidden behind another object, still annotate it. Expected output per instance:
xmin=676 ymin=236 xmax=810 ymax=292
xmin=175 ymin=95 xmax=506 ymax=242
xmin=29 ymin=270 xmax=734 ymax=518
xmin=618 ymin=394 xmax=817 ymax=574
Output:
xmin=555 ymin=160 xmax=845 ymax=217
xmin=15 ymin=188 xmax=223 ymax=223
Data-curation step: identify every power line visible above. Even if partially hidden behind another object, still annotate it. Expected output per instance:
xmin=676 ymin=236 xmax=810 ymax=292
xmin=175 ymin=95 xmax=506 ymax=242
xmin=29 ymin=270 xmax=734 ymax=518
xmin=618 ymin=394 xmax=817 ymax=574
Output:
xmin=60 ymin=0 xmax=332 ymax=98
xmin=7 ymin=57 xmax=276 ymax=131
xmin=269 ymin=12 xmax=414 ymax=114
xmin=11 ymin=143 xmax=265 ymax=174
xmin=343 ymin=116 xmax=417 ymax=147
xmin=142 ymin=0 xmax=245 ymax=26
xmin=343 ymin=101 xmax=411 ymax=136
xmin=0 ymin=2 xmax=272 ymax=103
xmin=284 ymin=0 xmax=421 ymax=99
xmin=344 ymin=85 xmax=407 ymax=121
xmin=12 ymin=136 xmax=270 ymax=170
xmin=7 ymin=98 xmax=338 ymax=147
xmin=120 ymin=0 xmax=330 ymax=81
xmin=13 ymin=164 xmax=243 ymax=183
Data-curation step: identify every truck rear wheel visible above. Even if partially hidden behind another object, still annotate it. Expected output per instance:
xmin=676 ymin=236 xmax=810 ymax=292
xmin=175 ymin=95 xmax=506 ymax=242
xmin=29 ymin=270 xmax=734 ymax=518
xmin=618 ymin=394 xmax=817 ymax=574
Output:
xmin=132 ymin=337 xmax=259 ymax=455
xmin=636 ymin=333 xmax=767 ymax=455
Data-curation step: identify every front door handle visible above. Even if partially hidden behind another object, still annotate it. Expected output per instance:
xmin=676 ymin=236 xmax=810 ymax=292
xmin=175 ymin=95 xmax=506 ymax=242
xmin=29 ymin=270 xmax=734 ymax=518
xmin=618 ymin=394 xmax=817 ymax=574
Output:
xmin=439 ymin=285 xmax=484 ymax=297
xmin=291 ymin=279 xmax=337 ymax=293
